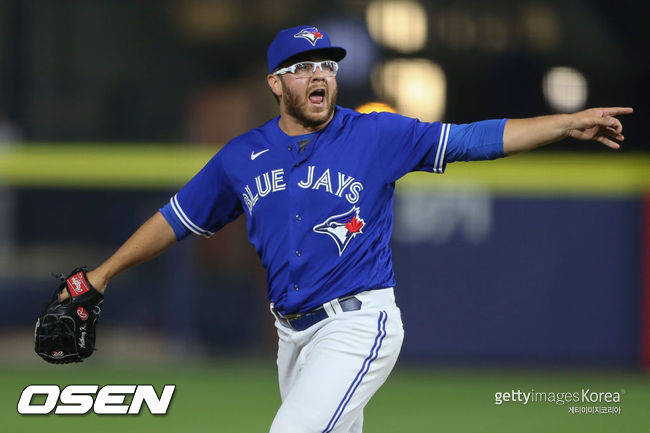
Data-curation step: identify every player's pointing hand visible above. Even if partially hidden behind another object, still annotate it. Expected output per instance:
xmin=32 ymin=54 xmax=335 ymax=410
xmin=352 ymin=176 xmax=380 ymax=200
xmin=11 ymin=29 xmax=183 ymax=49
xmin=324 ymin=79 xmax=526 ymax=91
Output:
xmin=567 ymin=107 xmax=634 ymax=149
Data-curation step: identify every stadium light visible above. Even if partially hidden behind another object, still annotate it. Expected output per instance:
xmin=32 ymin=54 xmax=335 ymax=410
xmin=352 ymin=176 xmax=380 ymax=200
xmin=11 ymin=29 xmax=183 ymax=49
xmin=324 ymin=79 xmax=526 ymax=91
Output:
xmin=543 ymin=66 xmax=588 ymax=113
xmin=366 ymin=0 xmax=428 ymax=53
xmin=355 ymin=102 xmax=397 ymax=114
xmin=372 ymin=59 xmax=446 ymax=122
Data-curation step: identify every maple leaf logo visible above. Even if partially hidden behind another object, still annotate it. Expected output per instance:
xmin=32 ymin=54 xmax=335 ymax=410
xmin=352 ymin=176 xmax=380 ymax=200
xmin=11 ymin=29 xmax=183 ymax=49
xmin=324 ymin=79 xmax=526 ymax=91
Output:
xmin=345 ymin=216 xmax=364 ymax=233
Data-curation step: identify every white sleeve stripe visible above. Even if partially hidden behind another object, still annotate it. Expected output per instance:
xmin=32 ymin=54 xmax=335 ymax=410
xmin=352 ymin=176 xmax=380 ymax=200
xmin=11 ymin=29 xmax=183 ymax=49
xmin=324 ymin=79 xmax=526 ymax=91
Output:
xmin=440 ymin=123 xmax=450 ymax=171
xmin=170 ymin=195 xmax=214 ymax=237
xmin=433 ymin=123 xmax=447 ymax=172
xmin=170 ymin=196 xmax=202 ymax=236
xmin=433 ymin=123 xmax=450 ymax=173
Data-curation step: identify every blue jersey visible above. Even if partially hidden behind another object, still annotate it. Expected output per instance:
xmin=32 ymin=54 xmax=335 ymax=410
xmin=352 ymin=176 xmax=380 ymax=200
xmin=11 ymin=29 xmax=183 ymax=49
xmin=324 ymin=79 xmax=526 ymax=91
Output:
xmin=161 ymin=107 xmax=506 ymax=314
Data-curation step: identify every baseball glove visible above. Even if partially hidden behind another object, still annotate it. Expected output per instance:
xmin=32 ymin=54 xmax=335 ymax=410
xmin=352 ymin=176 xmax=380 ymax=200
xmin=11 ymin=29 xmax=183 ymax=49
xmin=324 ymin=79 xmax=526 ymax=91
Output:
xmin=34 ymin=267 xmax=104 ymax=364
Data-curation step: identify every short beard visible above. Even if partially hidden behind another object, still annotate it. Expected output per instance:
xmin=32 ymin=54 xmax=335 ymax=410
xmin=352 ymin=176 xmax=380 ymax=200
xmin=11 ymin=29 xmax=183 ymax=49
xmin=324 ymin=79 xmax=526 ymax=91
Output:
xmin=281 ymin=80 xmax=337 ymax=130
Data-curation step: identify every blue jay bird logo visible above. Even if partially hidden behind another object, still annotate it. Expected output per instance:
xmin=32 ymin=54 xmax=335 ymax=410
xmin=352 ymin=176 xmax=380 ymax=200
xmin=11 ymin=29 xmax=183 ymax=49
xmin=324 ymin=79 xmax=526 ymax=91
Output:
xmin=313 ymin=207 xmax=365 ymax=256
xmin=293 ymin=27 xmax=324 ymax=46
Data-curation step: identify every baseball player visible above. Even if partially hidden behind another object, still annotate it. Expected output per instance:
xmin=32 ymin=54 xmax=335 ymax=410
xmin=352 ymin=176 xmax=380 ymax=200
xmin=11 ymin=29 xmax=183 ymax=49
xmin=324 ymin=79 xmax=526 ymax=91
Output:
xmin=39 ymin=25 xmax=632 ymax=432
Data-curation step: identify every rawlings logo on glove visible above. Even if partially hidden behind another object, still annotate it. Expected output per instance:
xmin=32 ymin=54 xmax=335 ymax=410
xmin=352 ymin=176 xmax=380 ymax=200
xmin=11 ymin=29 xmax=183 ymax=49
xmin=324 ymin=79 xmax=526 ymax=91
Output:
xmin=34 ymin=267 xmax=104 ymax=364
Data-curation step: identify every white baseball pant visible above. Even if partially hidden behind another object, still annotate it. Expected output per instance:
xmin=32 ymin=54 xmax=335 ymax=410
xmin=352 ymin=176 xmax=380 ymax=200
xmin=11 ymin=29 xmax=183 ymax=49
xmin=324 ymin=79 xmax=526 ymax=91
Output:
xmin=269 ymin=288 xmax=404 ymax=433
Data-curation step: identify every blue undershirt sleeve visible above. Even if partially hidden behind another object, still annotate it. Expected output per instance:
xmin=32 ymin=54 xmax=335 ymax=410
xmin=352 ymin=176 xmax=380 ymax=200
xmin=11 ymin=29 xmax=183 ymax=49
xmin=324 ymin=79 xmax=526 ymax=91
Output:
xmin=445 ymin=118 xmax=507 ymax=162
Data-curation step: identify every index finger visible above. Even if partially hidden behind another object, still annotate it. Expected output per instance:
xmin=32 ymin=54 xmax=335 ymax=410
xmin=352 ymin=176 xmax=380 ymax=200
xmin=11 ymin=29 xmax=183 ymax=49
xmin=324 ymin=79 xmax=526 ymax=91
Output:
xmin=602 ymin=107 xmax=634 ymax=116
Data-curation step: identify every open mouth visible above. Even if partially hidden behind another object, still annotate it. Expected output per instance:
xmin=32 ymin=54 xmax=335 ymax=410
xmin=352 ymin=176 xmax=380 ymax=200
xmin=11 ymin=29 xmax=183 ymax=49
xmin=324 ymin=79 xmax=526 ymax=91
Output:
xmin=308 ymin=89 xmax=326 ymax=106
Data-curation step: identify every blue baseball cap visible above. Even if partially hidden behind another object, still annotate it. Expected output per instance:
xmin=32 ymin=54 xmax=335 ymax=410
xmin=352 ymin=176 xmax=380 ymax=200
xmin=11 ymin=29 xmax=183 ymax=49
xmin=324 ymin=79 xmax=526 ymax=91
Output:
xmin=267 ymin=25 xmax=347 ymax=73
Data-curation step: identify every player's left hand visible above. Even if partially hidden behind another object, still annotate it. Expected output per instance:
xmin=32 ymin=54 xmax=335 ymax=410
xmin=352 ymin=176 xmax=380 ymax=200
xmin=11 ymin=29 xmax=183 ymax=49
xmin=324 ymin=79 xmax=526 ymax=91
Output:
xmin=567 ymin=107 xmax=633 ymax=149
xmin=34 ymin=267 xmax=104 ymax=364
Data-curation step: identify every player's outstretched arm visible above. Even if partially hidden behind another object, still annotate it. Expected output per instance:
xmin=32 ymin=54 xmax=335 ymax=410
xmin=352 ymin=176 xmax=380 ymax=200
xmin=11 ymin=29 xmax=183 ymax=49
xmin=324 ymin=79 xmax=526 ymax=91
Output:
xmin=59 ymin=211 xmax=177 ymax=301
xmin=502 ymin=107 xmax=633 ymax=156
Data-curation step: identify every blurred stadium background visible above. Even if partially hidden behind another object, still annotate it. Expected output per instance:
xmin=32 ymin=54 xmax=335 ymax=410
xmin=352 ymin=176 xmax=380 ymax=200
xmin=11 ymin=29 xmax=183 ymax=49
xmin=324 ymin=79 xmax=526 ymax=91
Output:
xmin=1 ymin=1 xmax=649 ymax=432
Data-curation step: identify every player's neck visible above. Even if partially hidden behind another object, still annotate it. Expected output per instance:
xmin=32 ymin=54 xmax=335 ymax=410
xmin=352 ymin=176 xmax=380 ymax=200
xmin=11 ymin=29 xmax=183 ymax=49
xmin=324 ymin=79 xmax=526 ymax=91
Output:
xmin=278 ymin=111 xmax=333 ymax=136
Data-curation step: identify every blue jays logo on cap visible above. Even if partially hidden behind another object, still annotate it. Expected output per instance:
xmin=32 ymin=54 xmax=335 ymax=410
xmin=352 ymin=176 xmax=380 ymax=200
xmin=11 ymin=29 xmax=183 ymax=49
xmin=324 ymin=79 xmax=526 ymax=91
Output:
xmin=267 ymin=25 xmax=347 ymax=73
xmin=313 ymin=206 xmax=366 ymax=256
xmin=294 ymin=27 xmax=324 ymax=46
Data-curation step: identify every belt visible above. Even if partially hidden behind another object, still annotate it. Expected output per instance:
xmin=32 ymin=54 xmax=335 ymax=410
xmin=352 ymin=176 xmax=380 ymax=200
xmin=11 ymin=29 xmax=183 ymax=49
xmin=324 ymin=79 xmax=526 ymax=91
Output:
xmin=272 ymin=295 xmax=363 ymax=332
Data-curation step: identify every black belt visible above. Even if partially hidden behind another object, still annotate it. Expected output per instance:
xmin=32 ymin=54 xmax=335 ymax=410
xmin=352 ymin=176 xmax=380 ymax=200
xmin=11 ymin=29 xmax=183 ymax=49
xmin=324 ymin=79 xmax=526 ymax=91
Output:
xmin=273 ymin=296 xmax=362 ymax=331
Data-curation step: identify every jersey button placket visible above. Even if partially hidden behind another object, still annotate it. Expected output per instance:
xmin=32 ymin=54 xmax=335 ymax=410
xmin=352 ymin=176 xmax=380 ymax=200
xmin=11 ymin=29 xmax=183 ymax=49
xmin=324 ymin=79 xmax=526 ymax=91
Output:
xmin=287 ymin=144 xmax=302 ymax=298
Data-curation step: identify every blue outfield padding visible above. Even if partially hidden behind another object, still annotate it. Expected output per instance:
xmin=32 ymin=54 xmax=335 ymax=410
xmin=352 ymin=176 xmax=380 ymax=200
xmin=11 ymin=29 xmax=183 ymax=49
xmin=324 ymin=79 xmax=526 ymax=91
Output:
xmin=391 ymin=194 xmax=642 ymax=366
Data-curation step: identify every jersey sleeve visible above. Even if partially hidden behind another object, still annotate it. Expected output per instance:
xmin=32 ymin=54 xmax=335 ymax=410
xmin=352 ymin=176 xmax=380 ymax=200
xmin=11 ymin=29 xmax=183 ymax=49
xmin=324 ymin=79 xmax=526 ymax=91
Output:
xmin=374 ymin=113 xmax=506 ymax=183
xmin=374 ymin=112 xmax=449 ymax=183
xmin=159 ymin=150 xmax=243 ymax=240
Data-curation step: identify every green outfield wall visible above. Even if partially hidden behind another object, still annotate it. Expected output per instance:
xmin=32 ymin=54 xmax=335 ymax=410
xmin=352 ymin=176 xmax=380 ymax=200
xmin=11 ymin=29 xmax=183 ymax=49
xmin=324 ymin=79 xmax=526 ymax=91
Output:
xmin=1 ymin=143 xmax=649 ymax=195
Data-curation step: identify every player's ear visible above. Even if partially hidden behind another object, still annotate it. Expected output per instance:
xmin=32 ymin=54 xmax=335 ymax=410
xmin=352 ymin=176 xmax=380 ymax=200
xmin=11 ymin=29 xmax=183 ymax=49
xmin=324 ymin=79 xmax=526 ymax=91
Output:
xmin=268 ymin=74 xmax=282 ymax=98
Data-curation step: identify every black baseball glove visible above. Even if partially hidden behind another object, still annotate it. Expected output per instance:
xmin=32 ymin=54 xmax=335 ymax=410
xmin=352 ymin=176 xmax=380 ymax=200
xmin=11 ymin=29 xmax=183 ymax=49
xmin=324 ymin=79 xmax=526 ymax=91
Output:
xmin=34 ymin=267 xmax=104 ymax=364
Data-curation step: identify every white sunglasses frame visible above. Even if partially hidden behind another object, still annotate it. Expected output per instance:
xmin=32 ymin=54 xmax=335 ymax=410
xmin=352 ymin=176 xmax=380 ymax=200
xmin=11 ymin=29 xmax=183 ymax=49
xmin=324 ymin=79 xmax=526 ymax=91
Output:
xmin=273 ymin=60 xmax=339 ymax=77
